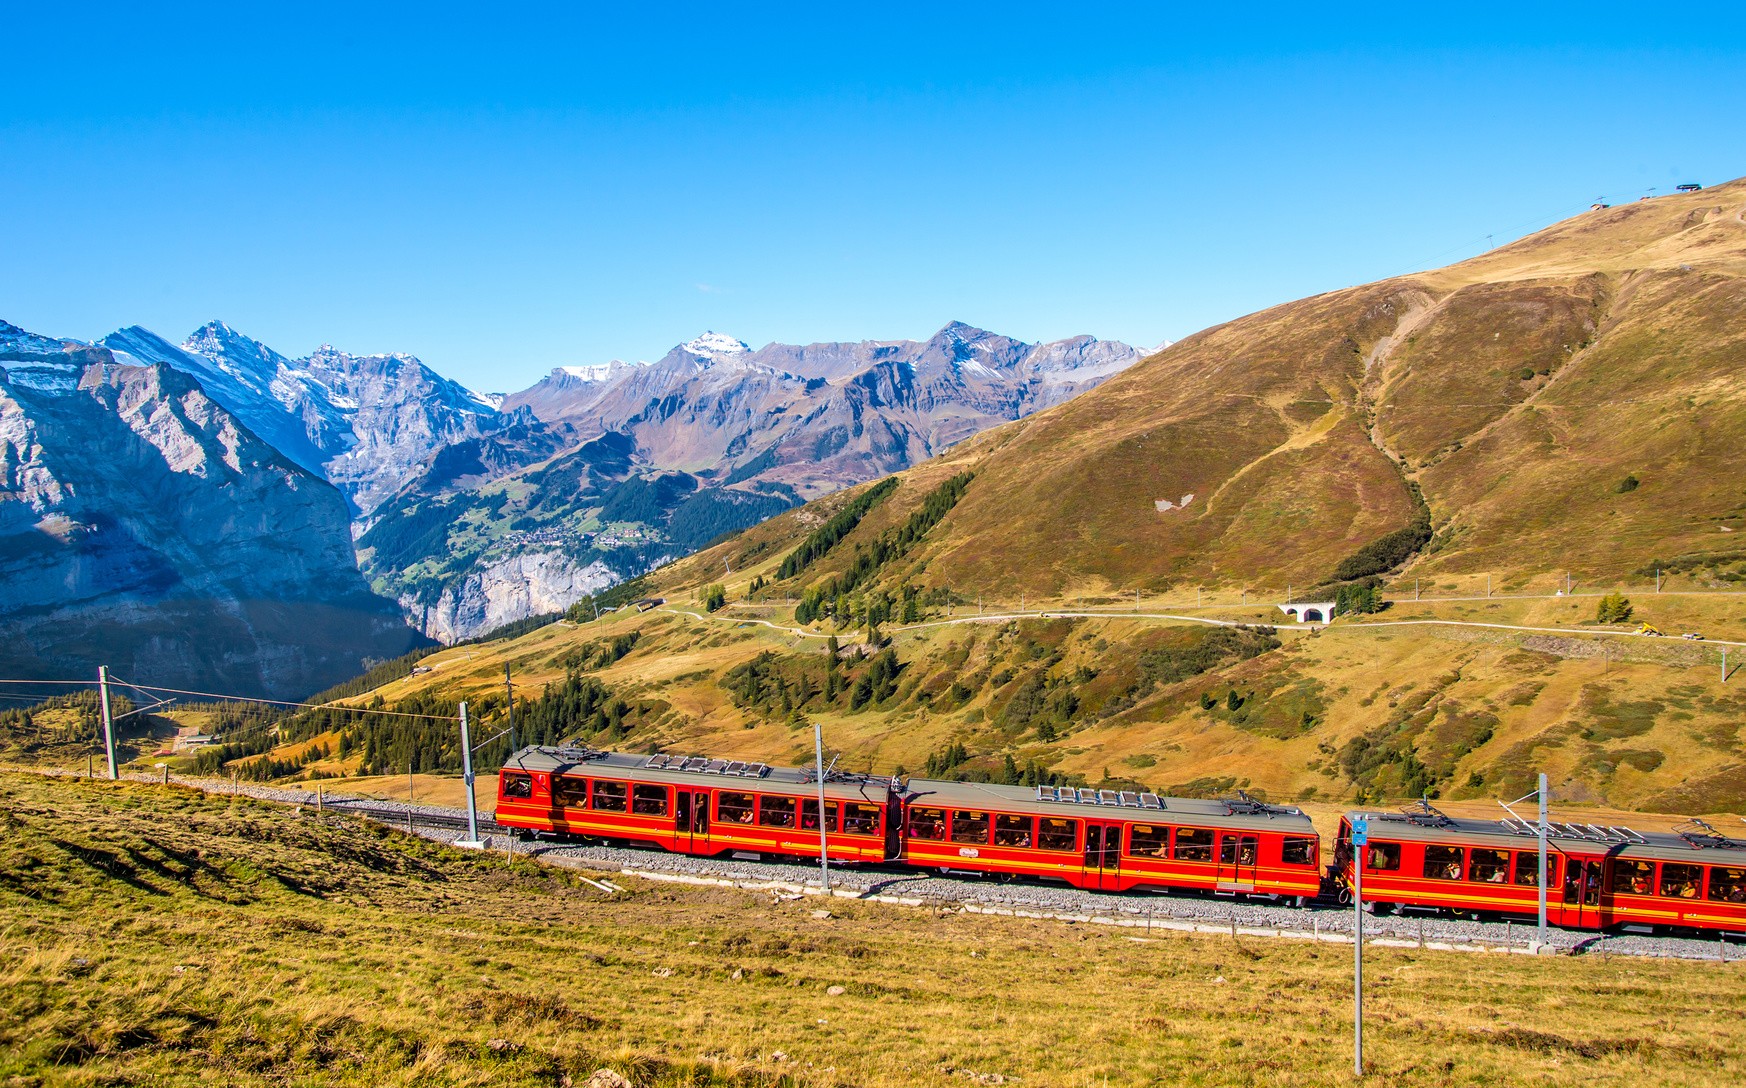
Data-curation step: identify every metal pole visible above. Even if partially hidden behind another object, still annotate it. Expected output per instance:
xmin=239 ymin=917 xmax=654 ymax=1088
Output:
xmin=98 ymin=666 xmax=118 ymax=780
xmin=813 ymin=720 xmax=830 ymax=893
xmin=1354 ymin=831 xmax=1364 ymax=1076
xmin=1724 ymin=648 xmax=1729 ymax=684
xmin=1487 ymin=574 xmax=1491 ymax=598
xmin=1537 ymin=772 xmax=1549 ymax=947
xmin=503 ymin=664 xmax=518 ymax=753
xmin=458 ymin=701 xmax=482 ymax=847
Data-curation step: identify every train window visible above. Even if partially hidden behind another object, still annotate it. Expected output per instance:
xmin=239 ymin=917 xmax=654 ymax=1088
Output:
xmin=1512 ymin=853 xmax=1559 ymax=887
xmin=1423 ymin=845 xmax=1463 ymax=880
xmin=1659 ymin=863 xmax=1703 ymax=899
xmin=759 ymin=796 xmax=797 ymax=828
xmin=1220 ymin=835 xmax=1258 ymax=865
xmin=501 ymin=773 xmax=533 ymax=800
xmin=908 ymin=806 xmax=947 ymax=840
xmin=951 ymin=810 xmax=991 ymax=845
xmin=1128 ymin=824 xmax=1170 ymax=857
xmin=1616 ymin=859 xmax=1655 ymax=895
xmin=1468 ymin=849 xmax=1510 ymax=884
xmin=553 ymin=775 xmax=589 ymax=808
xmin=1038 ymin=818 xmax=1078 ymax=852
xmin=591 ymin=780 xmax=628 ymax=812
xmin=1708 ymin=866 xmax=1746 ymax=903
xmin=718 ymin=791 xmax=755 ymax=824
xmin=1364 ymin=843 xmax=1401 ymax=872
xmin=843 ymin=803 xmax=881 ymax=835
xmin=841 ymin=803 xmax=879 ymax=838
xmin=1281 ymin=837 xmax=1317 ymax=866
xmin=631 ymin=784 xmax=668 ymax=816
xmin=993 ymin=814 xmax=1035 ymax=848
xmin=1173 ymin=828 xmax=1214 ymax=862
xmin=800 ymin=799 xmax=840 ymax=832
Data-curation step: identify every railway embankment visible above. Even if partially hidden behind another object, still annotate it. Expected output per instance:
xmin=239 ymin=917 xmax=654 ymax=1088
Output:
xmin=13 ymin=765 xmax=1739 ymax=964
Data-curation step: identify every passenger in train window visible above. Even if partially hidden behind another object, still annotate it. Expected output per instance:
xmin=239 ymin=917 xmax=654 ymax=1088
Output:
xmin=908 ymin=807 xmax=947 ymax=840
xmin=1038 ymin=818 xmax=1078 ymax=852
xmin=1512 ymin=853 xmax=1558 ymax=887
xmin=1709 ymin=867 xmax=1746 ymax=902
xmin=553 ymin=776 xmax=589 ymax=808
xmin=1173 ymin=827 xmax=1214 ymax=862
xmin=631 ymin=784 xmax=668 ymax=816
xmin=501 ymin=774 xmax=533 ymax=800
xmin=951 ymin=810 xmax=991 ymax=845
xmin=1281 ymin=837 xmax=1317 ymax=866
xmin=1617 ymin=859 xmax=1655 ymax=895
xmin=1128 ymin=824 xmax=1170 ymax=857
xmin=1468 ymin=848 xmax=1510 ymax=883
xmin=1423 ymin=844 xmax=1463 ymax=880
xmin=719 ymin=791 xmax=755 ymax=824
xmin=759 ymin=795 xmax=796 ymax=828
xmin=1659 ymin=864 xmax=1703 ymax=899
xmin=800 ymin=799 xmax=840 ymax=832
xmin=591 ymin=780 xmax=628 ymax=812
xmin=843 ymin=803 xmax=882 ymax=835
xmin=993 ymin=813 xmax=1035 ymax=848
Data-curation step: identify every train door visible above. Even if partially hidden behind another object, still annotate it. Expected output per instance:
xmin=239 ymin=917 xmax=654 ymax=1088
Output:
xmin=1559 ymin=855 xmax=1602 ymax=928
xmin=1083 ymin=823 xmax=1122 ymax=890
xmin=1218 ymin=832 xmax=1260 ymax=891
xmin=674 ymin=788 xmax=711 ymax=854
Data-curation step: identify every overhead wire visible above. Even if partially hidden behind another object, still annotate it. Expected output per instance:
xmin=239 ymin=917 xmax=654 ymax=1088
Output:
xmin=117 ymin=682 xmax=463 ymax=722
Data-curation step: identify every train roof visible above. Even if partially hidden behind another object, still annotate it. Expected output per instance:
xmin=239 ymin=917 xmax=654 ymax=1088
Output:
xmin=501 ymin=745 xmax=895 ymax=804
xmin=1345 ymin=805 xmax=1746 ymax=866
xmin=905 ymin=777 xmax=1317 ymax=834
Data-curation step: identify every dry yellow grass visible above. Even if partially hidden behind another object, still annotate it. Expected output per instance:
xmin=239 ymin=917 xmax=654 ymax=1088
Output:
xmin=5 ymin=773 xmax=1745 ymax=1088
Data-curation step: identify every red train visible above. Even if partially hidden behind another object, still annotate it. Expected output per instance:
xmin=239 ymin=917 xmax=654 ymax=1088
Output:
xmin=494 ymin=745 xmax=1323 ymax=901
xmin=1334 ymin=803 xmax=1746 ymax=934
xmin=495 ymin=746 xmax=1746 ymax=935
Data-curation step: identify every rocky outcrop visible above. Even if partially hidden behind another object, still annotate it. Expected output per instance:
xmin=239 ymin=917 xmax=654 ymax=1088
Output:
xmin=0 ymin=321 xmax=423 ymax=699
xmin=403 ymin=550 xmax=619 ymax=643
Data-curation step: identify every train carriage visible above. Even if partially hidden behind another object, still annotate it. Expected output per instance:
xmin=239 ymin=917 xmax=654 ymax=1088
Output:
xmin=495 ymin=745 xmax=898 ymax=863
xmin=901 ymin=779 xmax=1323 ymax=900
xmin=1334 ymin=804 xmax=1746 ymax=934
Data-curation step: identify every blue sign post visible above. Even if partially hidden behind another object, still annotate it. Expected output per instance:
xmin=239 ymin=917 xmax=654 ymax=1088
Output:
xmin=1351 ymin=817 xmax=1368 ymax=1076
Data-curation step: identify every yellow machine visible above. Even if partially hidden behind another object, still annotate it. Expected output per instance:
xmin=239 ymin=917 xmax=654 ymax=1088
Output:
xmin=1636 ymin=622 xmax=1663 ymax=636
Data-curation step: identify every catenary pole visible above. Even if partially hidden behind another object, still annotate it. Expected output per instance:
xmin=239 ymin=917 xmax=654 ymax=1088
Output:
xmin=1353 ymin=816 xmax=1366 ymax=1077
xmin=1538 ymin=773 xmax=1549 ymax=946
xmin=813 ymin=720 xmax=830 ymax=893
xmin=458 ymin=701 xmax=482 ymax=846
xmin=98 ymin=666 xmax=118 ymax=779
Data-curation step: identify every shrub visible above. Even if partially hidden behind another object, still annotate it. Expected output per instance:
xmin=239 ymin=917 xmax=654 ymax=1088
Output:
xmin=1596 ymin=592 xmax=1633 ymax=624
xmin=1615 ymin=475 xmax=1640 ymax=494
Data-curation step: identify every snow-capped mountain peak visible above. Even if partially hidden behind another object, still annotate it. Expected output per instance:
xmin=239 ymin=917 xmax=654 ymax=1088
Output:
xmin=681 ymin=332 xmax=750 ymax=359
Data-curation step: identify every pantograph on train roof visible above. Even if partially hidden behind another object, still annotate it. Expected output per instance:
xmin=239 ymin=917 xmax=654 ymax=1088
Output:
xmin=1674 ymin=817 xmax=1746 ymax=851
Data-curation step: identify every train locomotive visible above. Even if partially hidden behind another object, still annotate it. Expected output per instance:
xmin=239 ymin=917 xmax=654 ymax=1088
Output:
xmin=495 ymin=744 xmax=1746 ymax=936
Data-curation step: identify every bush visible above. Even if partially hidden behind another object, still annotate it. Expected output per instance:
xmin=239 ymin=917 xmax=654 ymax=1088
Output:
xmin=1615 ymin=475 xmax=1640 ymax=494
xmin=1335 ymin=582 xmax=1385 ymax=616
xmin=1596 ymin=592 xmax=1633 ymax=624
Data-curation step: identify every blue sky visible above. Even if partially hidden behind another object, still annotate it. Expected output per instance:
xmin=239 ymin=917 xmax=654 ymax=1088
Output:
xmin=2 ymin=4 xmax=1740 ymax=392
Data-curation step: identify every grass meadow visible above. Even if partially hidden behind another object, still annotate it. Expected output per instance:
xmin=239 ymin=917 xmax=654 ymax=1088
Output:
xmin=3 ymin=774 xmax=1744 ymax=1086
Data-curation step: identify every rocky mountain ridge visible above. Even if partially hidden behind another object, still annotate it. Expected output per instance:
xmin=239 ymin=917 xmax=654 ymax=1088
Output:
xmin=0 ymin=320 xmax=424 ymax=698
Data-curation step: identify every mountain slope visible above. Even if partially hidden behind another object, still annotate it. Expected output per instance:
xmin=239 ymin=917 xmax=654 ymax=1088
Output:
xmin=0 ymin=321 xmax=424 ymax=698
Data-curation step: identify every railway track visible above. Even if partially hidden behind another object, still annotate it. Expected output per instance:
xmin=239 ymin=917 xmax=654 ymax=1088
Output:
xmin=326 ymin=802 xmax=507 ymax=837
